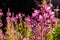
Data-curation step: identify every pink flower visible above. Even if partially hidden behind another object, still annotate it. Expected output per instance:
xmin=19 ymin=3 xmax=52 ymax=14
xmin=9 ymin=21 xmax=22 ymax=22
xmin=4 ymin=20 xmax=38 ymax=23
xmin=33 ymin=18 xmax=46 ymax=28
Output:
xmin=32 ymin=10 xmax=40 ymax=18
xmin=7 ymin=12 xmax=11 ymax=17
xmin=11 ymin=16 xmax=15 ymax=22
xmin=43 ymin=13 xmax=49 ymax=19
xmin=32 ymin=13 xmax=37 ymax=18
xmin=50 ymin=17 xmax=56 ymax=25
xmin=47 ymin=20 xmax=51 ymax=24
xmin=49 ymin=11 xmax=55 ymax=17
xmin=45 ymin=5 xmax=51 ymax=12
xmin=50 ymin=16 xmax=55 ymax=20
xmin=18 ymin=13 xmax=22 ymax=20
xmin=0 ymin=13 xmax=3 ymax=17
xmin=41 ymin=5 xmax=51 ymax=12
xmin=51 ymin=19 xmax=56 ymax=25
xmin=41 ymin=5 xmax=46 ymax=12
xmin=38 ymin=15 xmax=43 ymax=21
xmin=25 ymin=17 xmax=31 ymax=22
xmin=16 ymin=15 xmax=18 ymax=19
xmin=23 ymin=37 xmax=29 ymax=40
xmin=34 ymin=10 xmax=40 ymax=13
xmin=7 ymin=8 xmax=11 ymax=17
xmin=6 ymin=17 xmax=11 ymax=22
xmin=54 ymin=9 xmax=59 ymax=12
xmin=44 ymin=23 xmax=50 ymax=28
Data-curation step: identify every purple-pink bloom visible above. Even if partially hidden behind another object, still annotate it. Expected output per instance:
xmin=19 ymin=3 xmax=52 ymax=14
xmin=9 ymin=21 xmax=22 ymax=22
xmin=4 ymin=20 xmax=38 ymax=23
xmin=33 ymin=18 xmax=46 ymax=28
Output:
xmin=54 ymin=9 xmax=59 ymax=12
xmin=7 ymin=8 xmax=11 ymax=17
xmin=11 ymin=16 xmax=15 ymax=22
xmin=43 ymin=13 xmax=49 ymax=19
xmin=49 ymin=11 xmax=55 ymax=18
xmin=16 ymin=15 xmax=18 ymax=19
xmin=34 ymin=9 xmax=40 ymax=13
xmin=18 ymin=13 xmax=22 ymax=20
xmin=50 ymin=15 xmax=55 ymax=20
xmin=41 ymin=5 xmax=51 ymax=12
xmin=23 ymin=37 xmax=29 ymax=40
xmin=6 ymin=16 xmax=11 ymax=22
xmin=47 ymin=20 xmax=51 ymax=24
xmin=41 ymin=4 xmax=46 ymax=12
xmin=32 ymin=13 xmax=37 ymax=18
xmin=32 ymin=10 xmax=40 ymax=18
xmin=7 ymin=12 xmax=11 ymax=17
xmin=38 ymin=15 xmax=43 ymax=21
xmin=25 ymin=17 xmax=31 ymax=22
xmin=0 ymin=12 xmax=3 ymax=17
xmin=45 ymin=5 xmax=51 ymax=12
xmin=51 ymin=19 xmax=56 ymax=25
xmin=44 ymin=23 xmax=50 ymax=28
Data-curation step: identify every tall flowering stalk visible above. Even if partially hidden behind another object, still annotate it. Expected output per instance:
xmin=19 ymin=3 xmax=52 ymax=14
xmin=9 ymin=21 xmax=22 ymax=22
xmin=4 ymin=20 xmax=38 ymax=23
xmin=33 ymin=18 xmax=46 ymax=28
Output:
xmin=6 ymin=8 xmax=22 ymax=40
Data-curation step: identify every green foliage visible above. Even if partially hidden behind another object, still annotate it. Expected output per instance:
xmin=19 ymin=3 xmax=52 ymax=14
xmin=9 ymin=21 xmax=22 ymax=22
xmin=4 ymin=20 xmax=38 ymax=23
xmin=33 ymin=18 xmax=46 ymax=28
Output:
xmin=45 ymin=27 xmax=53 ymax=40
xmin=29 ymin=33 xmax=33 ymax=39
xmin=53 ymin=23 xmax=60 ymax=40
xmin=6 ymin=35 xmax=12 ymax=40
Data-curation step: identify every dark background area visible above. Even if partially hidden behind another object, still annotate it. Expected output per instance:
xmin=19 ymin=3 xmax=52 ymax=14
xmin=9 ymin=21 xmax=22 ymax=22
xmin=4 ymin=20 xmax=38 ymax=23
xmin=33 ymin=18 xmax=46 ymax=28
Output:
xmin=0 ymin=0 xmax=36 ymax=16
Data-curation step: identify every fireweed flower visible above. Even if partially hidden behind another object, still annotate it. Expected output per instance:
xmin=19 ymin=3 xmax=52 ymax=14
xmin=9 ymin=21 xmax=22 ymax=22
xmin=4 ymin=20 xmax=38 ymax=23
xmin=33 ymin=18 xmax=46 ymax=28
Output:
xmin=30 ymin=19 xmax=36 ymax=25
xmin=34 ymin=9 xmax=40 ymax=13
xmin=44 ymin=23 xmax=50 ymax=28
xmin=6 ymin=16 xmax=11 ymax=22
xmin=32 ymin=10 xmax=40 ymax=18
xmin=10 ymin=13 xmax=15 ymax=22
xmin=0 ymin=9 xmax=3 ymax=17
xmin=49 ymin=12 xmax=55 ymax=16
xmin=7 ymin=8 xmax=11 ymax=17
xmin=51 ymin=19 xmax=56 ymax=25
xmin=0 ymin=12 xmax=3 ymax=17
xmin=0 ymin=29 xmax=5 ymax=40
xmin=45 ymin=5 xmax=51 ymax=12
xmin=7 ymin=12 xmax=11 ymax=17
xmin=15 ymin=14 xmax=19 ymax=19
xmin=11 ymin=16 xmax=15 ymax=22
xmin=41 ymin=4 xmax=51 ymax=13
xmin=23 ymin=37 xmax=29 ymax=40
xmin=41 ymin=4 xmax=46 ymax=13
xmin=18 ymin=13 xmax=22 ymax=20
xmin=32 ymin=13 xmax=37 ymax=18
xmin=47 ymin=20 xmax=51 ymax=24
xmin=25 ymin=17 xmax=31 ymax=22
xmin=50 ymin=15 xmax=55 ymax=20
xmin=43 ymin=13 xmax=49 ymax=19
xmin=38 ymin=15 xmax=43 ymax=22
